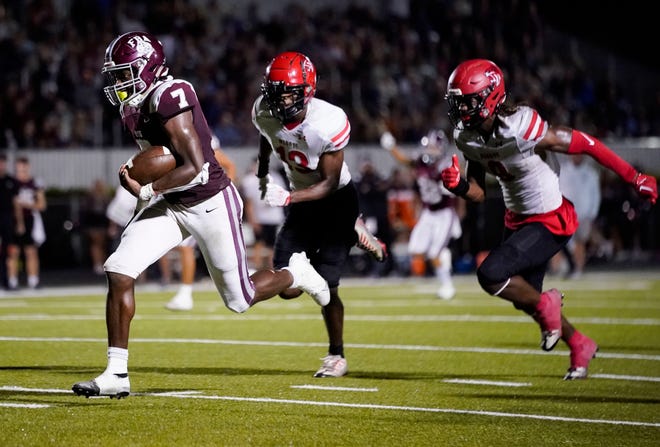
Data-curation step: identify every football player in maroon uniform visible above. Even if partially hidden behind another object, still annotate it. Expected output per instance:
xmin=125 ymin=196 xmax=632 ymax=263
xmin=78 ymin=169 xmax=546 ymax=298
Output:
xmin=73 ymin=32 xmax=331 ymax=399
xmin=380 ymin=129 xmax=463 ymax=300
xmin=441 ymin=59 xmax=657 ymax=379
xmin=7 ymin=156 xmax=47 ymax=290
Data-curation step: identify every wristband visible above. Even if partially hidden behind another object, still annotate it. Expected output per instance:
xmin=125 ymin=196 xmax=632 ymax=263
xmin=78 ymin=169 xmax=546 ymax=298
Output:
xmin=139 ymin=182 xmax=155 ymax=201
xmin=448 ymin=177 xmax=469 ymax=197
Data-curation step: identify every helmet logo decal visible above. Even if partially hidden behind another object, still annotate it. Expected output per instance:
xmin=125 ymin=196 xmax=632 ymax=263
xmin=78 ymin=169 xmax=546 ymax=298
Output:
xmin=301 ymin=57 xmax=313 ymax=83
xmin=485 ymin=70 xmax=501 ymax=87
xmin=127 ymin=35 xmax=154 ymax=58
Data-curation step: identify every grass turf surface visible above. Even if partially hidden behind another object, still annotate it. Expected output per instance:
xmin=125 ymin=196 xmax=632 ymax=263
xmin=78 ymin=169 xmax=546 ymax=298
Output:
xmin=0 ymin=271 xmax=659 ymax=446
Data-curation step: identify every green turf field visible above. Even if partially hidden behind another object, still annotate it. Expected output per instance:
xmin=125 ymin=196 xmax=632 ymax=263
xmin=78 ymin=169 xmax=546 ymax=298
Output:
xmin=1 ymin=271 xmax=659 ymax=446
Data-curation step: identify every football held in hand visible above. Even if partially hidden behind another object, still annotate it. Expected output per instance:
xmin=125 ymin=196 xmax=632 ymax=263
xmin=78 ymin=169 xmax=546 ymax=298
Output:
xmin=126 ymin=146 xmax=177 ymax=185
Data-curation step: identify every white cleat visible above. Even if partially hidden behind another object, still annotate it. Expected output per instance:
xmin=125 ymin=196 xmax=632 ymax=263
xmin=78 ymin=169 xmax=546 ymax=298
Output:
xmin=165 ymin=293 xmax=193 ymax=311
xmin=72 ymin=373 xmax=130 ymax=399
xmin=314 ymin=355 xmax=348 ymax=378
xmin=436 ymin=283 xmax=456 ymax=300
xmin=287 ymin=252 xmax=330 ymax=306
xmin=354 ymin=215 xmax=387 ymax=262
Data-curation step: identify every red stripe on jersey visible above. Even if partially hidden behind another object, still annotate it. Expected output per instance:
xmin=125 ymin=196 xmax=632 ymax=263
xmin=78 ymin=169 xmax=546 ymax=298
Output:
xmin=334 ymin=131 xmax=350 ymax=148
xmin=331 ymin=118 xmax=351 ymax=147
xmin=532 ymin=120 xmax=546 ymax=140
xmin=522 ymin=110 xmax=540 ymax=140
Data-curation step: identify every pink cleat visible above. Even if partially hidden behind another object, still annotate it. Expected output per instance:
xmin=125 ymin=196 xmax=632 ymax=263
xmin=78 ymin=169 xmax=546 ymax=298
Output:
xmin=564 ymin=332 xmax=599 ymax=380
xmin=535 ymin=288 xmax=563 ymax=351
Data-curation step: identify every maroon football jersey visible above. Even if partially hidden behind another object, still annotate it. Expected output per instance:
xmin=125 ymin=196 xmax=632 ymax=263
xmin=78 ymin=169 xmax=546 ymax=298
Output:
xmin=121 ymin=78 xmax=230 ymax=205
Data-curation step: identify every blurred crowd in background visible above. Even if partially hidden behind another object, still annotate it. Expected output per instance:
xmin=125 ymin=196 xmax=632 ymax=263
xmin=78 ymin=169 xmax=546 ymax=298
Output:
xmin=0 ymin=0 xmax=658 ymax=149
xmin=0 ymin=0 xmax=658 ymax=287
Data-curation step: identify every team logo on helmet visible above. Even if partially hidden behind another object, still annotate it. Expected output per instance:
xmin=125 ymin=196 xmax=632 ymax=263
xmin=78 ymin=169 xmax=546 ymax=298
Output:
xmin=127 ymin=35 xmax=155 ymax=58
xmin=102 ymin=31 xmax=167 ymax=107
xmin=301 ymin=58 xmax=313 ymax=81
xmin=485 ymin=70 xmax=501 ymax=87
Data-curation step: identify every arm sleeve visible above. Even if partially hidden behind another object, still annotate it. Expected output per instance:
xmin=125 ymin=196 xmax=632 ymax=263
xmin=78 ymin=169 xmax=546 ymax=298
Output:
xmin=567 ymin=130 xmax=637 ymax=183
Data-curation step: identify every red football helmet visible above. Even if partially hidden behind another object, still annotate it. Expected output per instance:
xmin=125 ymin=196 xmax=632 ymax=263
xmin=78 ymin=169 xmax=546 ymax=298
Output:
xmin=261 ymin=52 xmax=317 ymax=122
xmin=445 ymin=59 xmax=506 ymax=129
xmin=102 ymin=31 xmax=168 ymax=107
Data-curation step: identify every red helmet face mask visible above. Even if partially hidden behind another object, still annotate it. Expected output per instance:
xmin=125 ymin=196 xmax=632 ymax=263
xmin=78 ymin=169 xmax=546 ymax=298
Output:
xmin=445 ymin=59 xmax=506 ymax=129
xmin=102 ymin=31 xmax=167 ymax=107
xmin=261 ymin=52 xmax=317 ymax=123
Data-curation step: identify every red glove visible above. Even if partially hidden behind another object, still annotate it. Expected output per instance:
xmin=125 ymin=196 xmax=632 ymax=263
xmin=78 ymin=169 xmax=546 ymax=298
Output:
xmin=441 ymin=154 xmax=461 ymax=189
xmin=633 ymin=173 xmax=658 ymax=205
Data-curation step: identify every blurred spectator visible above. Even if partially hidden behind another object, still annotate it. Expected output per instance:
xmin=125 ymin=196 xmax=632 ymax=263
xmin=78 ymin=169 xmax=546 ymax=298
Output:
xmin=597 ymin=168 xmax=656 ymax=262
xmin=0 ymin=153 xmax=19 ymax=289
xmin=82 ymin=179 xmax=112 ymax=275
xmin=7 ymin=156 xmax=46 ymax=289
xmin=0 ymin=1 xmax=656 ymax=149
xmin=211 ymin=134 xmax=238 ymax=183
xmin=240 ymin=157 xmax=286 ymax=271
xmin=105 ymin=186 xmax=136 ymax=253
xmin=354 ymin=157 xmax=394 ymax=276
xmin=386 ymin=166 xmax=418 ymax=275
xmin=213 ymin=111 xmax=244 ymax=147
xmin=552 ymin=154 xmax=601 ymax=278
xmin=160 ymin=237 xmax=198 ymax=311
xmin=380 ymin=129 xmax=463 ymax=299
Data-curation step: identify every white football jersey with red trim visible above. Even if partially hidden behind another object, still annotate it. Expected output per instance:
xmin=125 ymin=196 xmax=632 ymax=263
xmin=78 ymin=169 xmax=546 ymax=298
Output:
xmin=453 ymin=106 xmax=563 ymax=214
xmin=252 ymin=96 xmax=352 ymax=190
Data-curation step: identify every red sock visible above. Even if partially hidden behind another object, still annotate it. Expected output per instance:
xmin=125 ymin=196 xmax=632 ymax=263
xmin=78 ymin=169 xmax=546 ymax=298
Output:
xmin=567 ymin=331 xmax=585 ymax=350
xmin=535 ymin=291 xmax=549 ymax=313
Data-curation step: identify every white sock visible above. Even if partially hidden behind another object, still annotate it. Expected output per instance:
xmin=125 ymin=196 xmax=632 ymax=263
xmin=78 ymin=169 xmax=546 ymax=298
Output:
xmin=8 ymin=276 xmax=18 ymax=288
xmin=105 ymin=347 xmax=129 ymax=375
xmin=177 ymin=284 xmax=193 ymax=297
xmin=435 ymin=266 xmax=451 ymax=285
xmin=28 ymin=275 xmax=39 ymax=287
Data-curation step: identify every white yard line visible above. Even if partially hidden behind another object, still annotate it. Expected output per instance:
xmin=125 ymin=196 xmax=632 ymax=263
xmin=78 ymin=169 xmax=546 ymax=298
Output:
xmin=442 ymin=379 xmax=532 ymax=387
xmin=1 ymin=313 xmax=659 ymax=326
xmin=591 ymin=373 xmax=660 ymax=382
xmin=1 ymin=336 xmax=659 ymax=361
xmin=290 ymin=385 xmax=379 ymax=392
xmin=0 ymin=385 xmax=658 ymax=427
xmin=0 ymin=269 xmax=657 ymax=300
xmin=0 ymin=402 xmax=51 ymax=408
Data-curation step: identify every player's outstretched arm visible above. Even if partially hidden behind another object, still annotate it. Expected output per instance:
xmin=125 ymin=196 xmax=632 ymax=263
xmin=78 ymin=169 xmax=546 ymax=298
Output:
xmin=380 ymin=131 xmax=413 ymax=166
xmin=540 ymin=125 xmax=657 ymax=205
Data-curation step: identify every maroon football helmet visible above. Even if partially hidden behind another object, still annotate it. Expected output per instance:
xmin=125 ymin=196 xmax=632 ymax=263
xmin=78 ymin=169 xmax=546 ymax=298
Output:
xmin=102 ymin=31 xmax=168 ymax=107
xmin=261 ymin=52 xmax=317 ymax=122
xmin=445 ymin=59 xmax=506 ymax=129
